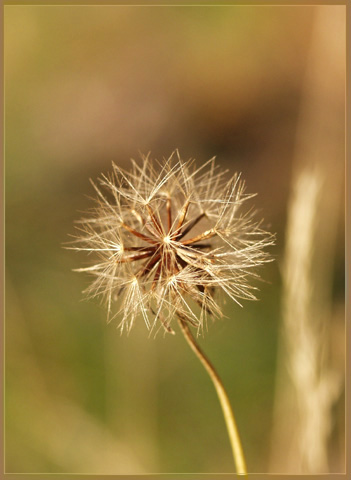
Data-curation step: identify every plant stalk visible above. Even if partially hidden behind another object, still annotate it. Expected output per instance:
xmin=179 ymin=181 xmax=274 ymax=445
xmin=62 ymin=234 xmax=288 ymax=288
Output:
xmin=178 ymin=318 xmax=247 ymax=475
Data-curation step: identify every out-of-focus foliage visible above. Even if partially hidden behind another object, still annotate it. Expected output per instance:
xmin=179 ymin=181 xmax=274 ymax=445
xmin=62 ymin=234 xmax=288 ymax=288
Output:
xmin=4 ymin=5 xmax=344 ymax=474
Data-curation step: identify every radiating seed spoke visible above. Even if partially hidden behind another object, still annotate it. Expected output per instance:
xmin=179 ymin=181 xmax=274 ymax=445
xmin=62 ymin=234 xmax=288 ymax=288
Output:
xmin=175 ymin=254 xmax=187 ymax=269
xmin=179 ymin=243 xmax=210 ymax=250
xmin=119 ymin=251 xmax=155 ymax=263
xmin=181 ymin=229 xmax=217 ymax=245
xmin=166 ymin=197 xmax=172 ymax=232
xmin=174 ymin=199 xmax=190 ymax=236
xmin=178 ymin=212 xmax=206 ymax=239
xmin=151 ymin=263 xmax=162 ymax=291
xmin=131 ymin=209 xmax=145 ymax=226
xmin=121 ymin=222 xmax=158 ymax=244
xmin=137 ymin=252 xmax=162 ymax=278
xmin=146 ymin=205 xmax=164 ymax=235
xmin=145 ymin=222 xmax=161 ymax=238
xmin=124 ymin=246 xmax=157 ymax=252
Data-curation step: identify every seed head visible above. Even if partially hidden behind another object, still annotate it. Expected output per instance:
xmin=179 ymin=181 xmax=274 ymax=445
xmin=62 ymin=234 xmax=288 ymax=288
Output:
xmin=71 ymin=151 xmax=274 ymax=334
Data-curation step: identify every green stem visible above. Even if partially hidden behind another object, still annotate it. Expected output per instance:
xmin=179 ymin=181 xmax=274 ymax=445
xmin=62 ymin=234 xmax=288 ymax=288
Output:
xmin=178 ymin=318 xmax=248 ymax=475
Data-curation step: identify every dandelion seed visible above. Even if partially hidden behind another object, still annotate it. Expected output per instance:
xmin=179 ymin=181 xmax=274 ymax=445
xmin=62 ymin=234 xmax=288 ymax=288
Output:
xmin=69 ymin=150 xmax=275 ymax=474
xmin=70 ymin=150 xmax=274 ymax=334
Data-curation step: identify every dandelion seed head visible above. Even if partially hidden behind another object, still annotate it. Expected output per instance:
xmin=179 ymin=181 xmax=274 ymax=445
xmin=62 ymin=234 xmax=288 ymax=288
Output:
xmin=71 ymin=151 xmax=274 ymax=334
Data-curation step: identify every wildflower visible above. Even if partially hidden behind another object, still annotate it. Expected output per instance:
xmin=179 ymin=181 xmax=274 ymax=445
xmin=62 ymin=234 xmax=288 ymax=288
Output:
xmin=71 ymin=151 xmax=274 ymax=334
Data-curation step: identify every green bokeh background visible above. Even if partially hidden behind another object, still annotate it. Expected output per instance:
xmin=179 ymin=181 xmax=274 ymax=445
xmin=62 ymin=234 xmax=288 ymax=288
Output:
xmin=4 ymin=5 xmax=345 ymax=474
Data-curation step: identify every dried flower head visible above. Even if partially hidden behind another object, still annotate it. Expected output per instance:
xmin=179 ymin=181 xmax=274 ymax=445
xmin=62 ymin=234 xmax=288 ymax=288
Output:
xmin=71 ymin=151 xmax=274 ymax=334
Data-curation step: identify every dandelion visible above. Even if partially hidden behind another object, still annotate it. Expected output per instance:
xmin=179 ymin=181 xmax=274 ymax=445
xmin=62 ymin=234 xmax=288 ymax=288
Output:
xmin=72 ymin=151 xmax=273 ymax=333
xmin=70 ymin=151 xmax=274 ymax=474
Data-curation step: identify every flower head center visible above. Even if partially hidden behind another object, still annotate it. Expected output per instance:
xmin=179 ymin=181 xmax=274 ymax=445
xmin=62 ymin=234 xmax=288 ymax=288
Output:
xmin=163 ymin=235 xmax=172 ymax=245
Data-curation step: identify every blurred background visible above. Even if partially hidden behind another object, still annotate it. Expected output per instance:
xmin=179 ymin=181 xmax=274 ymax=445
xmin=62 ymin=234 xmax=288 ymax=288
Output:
xmin=4 ymin=5 xmax=345 ymax=474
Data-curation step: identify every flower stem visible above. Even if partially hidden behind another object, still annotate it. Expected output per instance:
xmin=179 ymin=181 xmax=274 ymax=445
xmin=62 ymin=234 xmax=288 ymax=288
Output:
xmin=178 ymin=318 xmax=248 ymax=475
